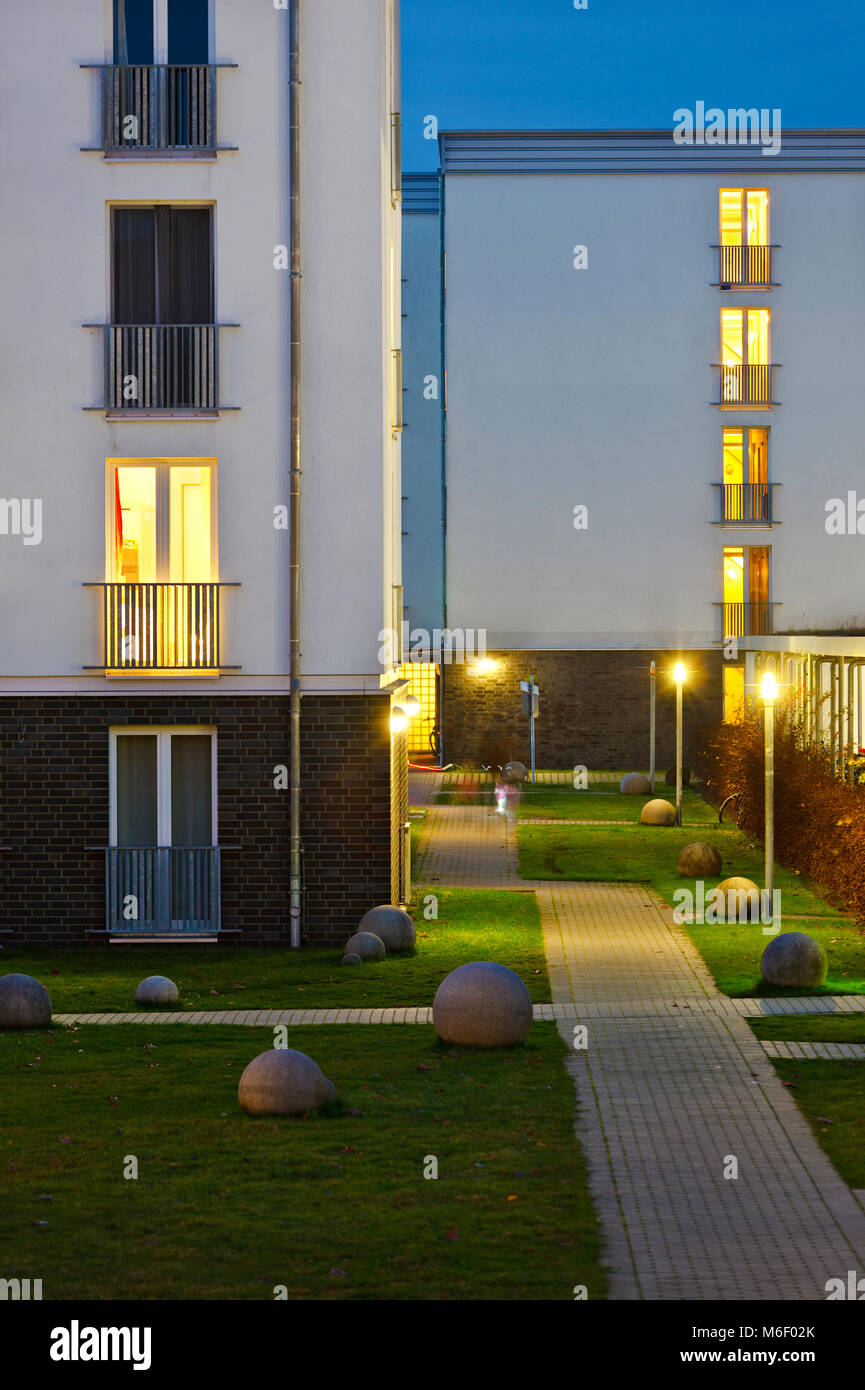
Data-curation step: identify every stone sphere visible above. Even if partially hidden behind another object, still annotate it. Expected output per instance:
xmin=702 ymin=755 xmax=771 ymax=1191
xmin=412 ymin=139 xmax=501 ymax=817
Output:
xmin=620 ymin=772 xmax=651 ymax=795
xmin=0 ymin=974 xmax=51 ymax=1029
xmin=344 ymin=931 xmax=386 ymax=962
xmin=433 ymin=962 xmax=532 ymax=1048
xmin=239 ymin=1049 xmax=337 ymax=1116
xmin=641 ymin=799 xmax=676 ymax=826
xmin=342 ymin=952 xmax=362 ymax=966
xmin=502 ymin=761 xmax=528 ymax=785
xmin=665 ymin=767 xmax=691 ymax=787
xmin=677 ymin=842 xmax=723 ymax=877
xmin=134 ymin=975 xmax=179 ymax=1006
xmin=707 ymin=876 xmax=762 ymax=923
xmin=761 ymin=932 xmax=828 ymax=988
xmin=358 ymin=905 xmax=416 ymax=952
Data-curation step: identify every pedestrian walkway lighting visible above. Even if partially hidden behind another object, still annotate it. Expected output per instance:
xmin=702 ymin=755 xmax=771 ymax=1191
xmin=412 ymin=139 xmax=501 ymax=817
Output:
xmin=762 ymin=670 xmax=778 ymax=923
xmin=472 ymin=658 xmax=497 ymax=674
xmin=673 ymin=663 xmax=686 ymax=827
xmin=391 ymin=706 xmax=408 ymax=733
xmin=404 ymin=694 xmax=420 ymax=717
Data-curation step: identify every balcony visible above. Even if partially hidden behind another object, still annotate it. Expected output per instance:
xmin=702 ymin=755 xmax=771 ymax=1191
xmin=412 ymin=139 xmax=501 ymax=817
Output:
xmin=107 ymin=846 xmax=221 ymax=935
xmin=718 ymin=244 xmax=774 ymax=289
xmin=83 ymin=64 xmax=236 ymax=154
xmin=714 ymin=483 xmax=776 ymax=525
xmin=718 ymin=364 xmax=777 ymax=407
xmin=718 ymin=601 xmax=775 ymax=638
xmin=94 ymin=325 xmax=228 ymax=412
xmin=87 ymin=582 xmax=239 ymax=672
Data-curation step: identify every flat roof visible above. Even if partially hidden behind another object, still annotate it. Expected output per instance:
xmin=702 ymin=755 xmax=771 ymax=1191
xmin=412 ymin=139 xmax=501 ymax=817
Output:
xmin=439 ymin=129 xmax=865 ymax=174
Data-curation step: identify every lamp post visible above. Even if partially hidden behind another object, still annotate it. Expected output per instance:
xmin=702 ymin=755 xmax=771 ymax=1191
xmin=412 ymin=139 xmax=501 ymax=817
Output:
xmin=673 ymin=663 xmax=686 ymax=827
xmin=762 ymin=670 xmax=778 ymax=924
xmin=649 ymin=660 xmax=657 ymax=792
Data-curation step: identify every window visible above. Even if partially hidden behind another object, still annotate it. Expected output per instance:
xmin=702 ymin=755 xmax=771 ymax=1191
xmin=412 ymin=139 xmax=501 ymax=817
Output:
xmin=113 ymin=208 xmax=213 ymax=325
xmin=111 ymin=461 xmax=214 ymax=582
xmin=718 ymin=189 xmax=771 ymax=287
xmin=114 ymin=0 xmax=209 ymax=65
xmin=722 ymin=545 xmax=771 ymax=636
xmin=720 ymin=189 xmax=769 ymax=246
xmin=720 ymin=308 xmax=772 ymax=404
xmin=721 ymin=427 xmax=771 ymax=522
xmin=723 ymin=667 xmax=745 ymax=723
xmin=111 ymin=728 xmax=216 ymax=848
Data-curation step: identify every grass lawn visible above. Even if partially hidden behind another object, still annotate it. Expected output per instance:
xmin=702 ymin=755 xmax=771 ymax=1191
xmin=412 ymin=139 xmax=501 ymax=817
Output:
xmin=767 ymin=1059 xmax=865 ymax=1190
xmin=409 ymin=808 xmax=427 ymax=856
xmin=2 ymin=888 xmax=548 ymax=1014
xmin=516 ymin=783 xmax=717 ymax=825
xmin=517 ymin=792 xmax=865 ymax=997
xmin=749 ymin=1014 xmax=865 ymax=1043
xmin=0 ymin=1022 xmax=605 ymax=1301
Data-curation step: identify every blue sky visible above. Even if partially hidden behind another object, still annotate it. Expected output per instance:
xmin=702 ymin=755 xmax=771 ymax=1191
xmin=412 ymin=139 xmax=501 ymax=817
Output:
xmin=401 ymin=0 xmax=865 ymax=169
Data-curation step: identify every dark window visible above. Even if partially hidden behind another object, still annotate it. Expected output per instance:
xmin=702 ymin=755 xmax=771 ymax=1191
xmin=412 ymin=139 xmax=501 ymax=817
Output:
xmin=114 ymin=0 xmax=154 ymax=65
xmin=168 ymin=0 xmax=210 ymax=64
xmin=113 ymin=208 xmax=213 ymax=324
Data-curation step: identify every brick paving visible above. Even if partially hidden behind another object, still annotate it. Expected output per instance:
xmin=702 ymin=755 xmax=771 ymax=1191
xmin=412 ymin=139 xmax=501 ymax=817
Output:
xmin=761 ymin=1040 xmax=865 ymax=1060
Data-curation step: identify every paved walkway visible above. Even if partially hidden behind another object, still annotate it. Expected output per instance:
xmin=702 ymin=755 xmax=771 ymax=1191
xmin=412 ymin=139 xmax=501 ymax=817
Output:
xmin=540 ymin=879 xmax=865 ymax=1299
xmin=761 ymin=1039 xmax=865 ymax=1060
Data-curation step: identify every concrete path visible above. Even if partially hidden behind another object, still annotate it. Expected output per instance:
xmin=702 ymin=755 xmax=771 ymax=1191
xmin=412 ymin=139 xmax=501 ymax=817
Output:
xmin=413 ymin=801 xmax=537 ymax=890
xmin=540 ymin=878 xmax=865 ymax=1299
xmin=761 ymin=1040 xmax=865 ymax=1060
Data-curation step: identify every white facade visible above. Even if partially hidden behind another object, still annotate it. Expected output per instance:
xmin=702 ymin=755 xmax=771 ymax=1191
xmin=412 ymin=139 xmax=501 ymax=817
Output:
xmin=439 ymin=132 xmax=865 ymax=652
xmin=0 ymin=0 xmax=401 ymax=693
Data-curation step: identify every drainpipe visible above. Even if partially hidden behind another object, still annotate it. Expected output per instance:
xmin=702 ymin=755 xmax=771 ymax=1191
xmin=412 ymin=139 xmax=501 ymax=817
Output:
xmin=437 ymin=170 xmax=447 ymax=770
xmin=288 ymin=0 xmax=302 ymax=947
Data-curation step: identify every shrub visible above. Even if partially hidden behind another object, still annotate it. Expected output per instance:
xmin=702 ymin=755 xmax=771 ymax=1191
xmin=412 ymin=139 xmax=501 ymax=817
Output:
xmin=696 ymin=710 xmax=865 ymax=922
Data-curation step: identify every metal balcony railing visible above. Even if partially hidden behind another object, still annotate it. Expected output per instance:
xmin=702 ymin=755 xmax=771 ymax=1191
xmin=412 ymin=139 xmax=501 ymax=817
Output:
xmin=96 ymin=582 xmax=225 ymax=670
xmin=105 ymin=325 xmax=218 ymax=410
xmin=719 ymin=364 xmax=775 ymax=406
xmin=107 ymin=846 xmax=221 ymax=934
xmin=716 ymin=483 xmax=775 ymax=524
xmin=718 ymin=244 xmax=772 ymax=288
xmin=719 ymin=601 xmax=775 ymax=638
xmin=100 ymin=65 xmax=216 ymax=150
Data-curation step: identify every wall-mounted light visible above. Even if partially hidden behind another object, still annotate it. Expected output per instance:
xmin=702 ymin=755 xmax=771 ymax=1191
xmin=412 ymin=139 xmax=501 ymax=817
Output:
xmin=472 ymin=658 xmax=497 ymax=674
xmin=404 ymin=694 xmax=420 ymax=717
xmin=391 ymin=706 xmax=408 ymax=733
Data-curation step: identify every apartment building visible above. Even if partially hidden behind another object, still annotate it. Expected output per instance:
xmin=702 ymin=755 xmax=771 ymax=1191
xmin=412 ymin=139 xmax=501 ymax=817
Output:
xmin=0 ymin=0 xmax=406 ymax=947
xmin=401 ymin=130 xmax=865 ymax=768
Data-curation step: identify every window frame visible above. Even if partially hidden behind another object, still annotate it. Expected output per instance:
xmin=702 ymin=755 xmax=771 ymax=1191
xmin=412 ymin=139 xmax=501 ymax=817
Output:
xmin=105 ymin=457 xmax=219 ymax=583
xmin=109 ymin=726 xmax=218 ymax=848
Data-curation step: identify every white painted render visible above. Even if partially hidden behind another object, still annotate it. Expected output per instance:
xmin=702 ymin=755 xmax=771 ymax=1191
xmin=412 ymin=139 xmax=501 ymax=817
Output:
xmin=442 ymin=166 xmax=865 ymax=650
xmin=0 ymin=0 xmax=400 ymax=689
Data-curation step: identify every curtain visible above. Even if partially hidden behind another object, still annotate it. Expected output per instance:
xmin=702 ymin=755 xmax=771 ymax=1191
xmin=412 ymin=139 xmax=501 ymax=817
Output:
xmin=171 ymin=736 xmax=212 ymax=846
xmin=113 ymin=210 xmax=156 ymax=323
xmin=114 ymin=0 xmax=154 ymax=66
xmin=116 ymin=736 xmax=158 ymax=846
xmin=167 ymin=210 xmax=213 ymax=323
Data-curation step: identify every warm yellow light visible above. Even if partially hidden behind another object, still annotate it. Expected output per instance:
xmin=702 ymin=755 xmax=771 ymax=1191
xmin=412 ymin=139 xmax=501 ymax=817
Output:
xmin=391 ymin=706 xmax=408 ymax=733
xmin=403 ymin=694 xmax=420 ymax=717
xmin=473 ymin=658 xmax=497 ymax=674
xmin=761 ymin=672 xmax=778 ymax=702
xmin=726 ymin=566 xmax=739 ymax=582
xmin=673 ymin=662 xmax=686 ymax=684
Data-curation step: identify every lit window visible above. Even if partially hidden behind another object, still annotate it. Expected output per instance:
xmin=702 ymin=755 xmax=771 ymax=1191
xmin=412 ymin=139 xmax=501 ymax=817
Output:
xmin=719 ymin=189 xmax=769 ymax=245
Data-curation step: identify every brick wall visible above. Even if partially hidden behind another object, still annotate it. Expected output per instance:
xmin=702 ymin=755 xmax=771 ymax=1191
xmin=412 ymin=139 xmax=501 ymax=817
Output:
xmin=441 ymin=650 xmax=724 ymax=770
xmin=0 ymin=693 xmax=394 ymax=948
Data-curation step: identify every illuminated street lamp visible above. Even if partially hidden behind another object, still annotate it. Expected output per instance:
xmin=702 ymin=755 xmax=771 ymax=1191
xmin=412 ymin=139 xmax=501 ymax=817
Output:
xmin=762 ymin=670 xmax=778 ymax=924
xmin=673 ymin=662 xmax=686 ymax=827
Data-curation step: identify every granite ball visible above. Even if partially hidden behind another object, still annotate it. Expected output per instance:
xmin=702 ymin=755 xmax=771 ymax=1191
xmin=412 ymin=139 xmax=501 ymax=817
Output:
xmin=433 ymin=962 xmax=532 ymax=1048
xmin=344 ymin=931 xmax=386 ymax=962
xmin=358 ymin=905 xmax=416 ymax=953
xmin=0 ymin=974 xmax=51 ymax=1029
xmin=761 ymin=932 xmax=828 ymax=988
xmin=502 ymin=761 xmax=528 ymax=785
xmin=641 ymin=798 xmax=677 ymax=826
xmin=134 ymin=975 xmax=179 ymax=1006
xmin=677 ymin=842 xmax=723 ymax=878
xmin=342 ymin=952 xmax=362 ymax=966
xmin=239 ymin=1049 xmax=337 ymax=1116
xmin=707 ymin=876 xmax=762 ymax=922
xmin=620 ymin=773 xmax=651 ymax=795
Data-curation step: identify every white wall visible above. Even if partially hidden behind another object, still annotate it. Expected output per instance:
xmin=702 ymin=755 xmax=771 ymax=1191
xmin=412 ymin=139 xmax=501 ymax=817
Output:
xmin=0 ymin=0 xmax=400 ymax=689
xmin=442 ymin=170 xmax=865 ymax=649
